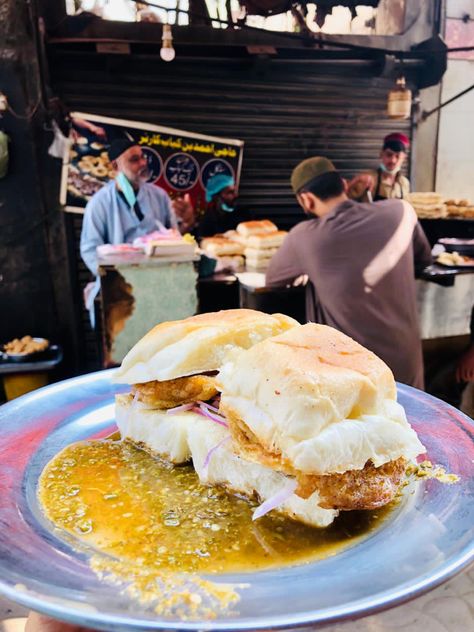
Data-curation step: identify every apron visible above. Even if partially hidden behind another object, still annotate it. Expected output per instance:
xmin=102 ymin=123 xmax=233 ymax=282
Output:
xmin=374 ymin=168 xmax=404 ymax=202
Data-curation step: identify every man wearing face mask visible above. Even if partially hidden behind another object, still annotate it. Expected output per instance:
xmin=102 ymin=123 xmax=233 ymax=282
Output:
xmin=196 ymin=174 xmax=248 ymax=238
xmin=80 ymin=139 xmax=194 ymax=275
xmin=348 ymin=133 xmax=410 ymax=202
xmin=266 ymin=156 xmax=431 ymax=389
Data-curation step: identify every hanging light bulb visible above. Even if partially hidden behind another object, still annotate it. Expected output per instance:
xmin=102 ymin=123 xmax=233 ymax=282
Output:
xmin=160 ymin=24 xmax=175 ymax=62
xmin=387 ymin=75 xmax=412 ymax=120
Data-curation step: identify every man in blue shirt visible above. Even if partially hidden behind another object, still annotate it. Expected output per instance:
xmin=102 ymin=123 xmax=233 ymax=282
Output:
xmin=80 ymin=139 xmax=194 ymax=275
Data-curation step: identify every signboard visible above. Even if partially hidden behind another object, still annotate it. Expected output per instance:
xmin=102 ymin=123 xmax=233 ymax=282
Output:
xmin=60 ymin=112 xmax=244 ymax=215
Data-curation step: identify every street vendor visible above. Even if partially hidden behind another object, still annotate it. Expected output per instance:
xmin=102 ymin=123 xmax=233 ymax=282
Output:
xmin=80 ymin=139 xmax=194 ymax=275
xmin=348 ymin=132 xmax=410 ymax=202
xmin=266 ymin=156 xmax=431 ymax=389
xmin=196 ymin=174 xmax=249 ymax=238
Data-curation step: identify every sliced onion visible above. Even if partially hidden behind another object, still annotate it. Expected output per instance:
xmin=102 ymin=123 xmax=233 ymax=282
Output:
xmin=194 ymin=403 xmax=228 ymax=428
xmin=166 ymin=402 xmax=195 ymax=415
xmin=202 ymin=435 xmax=231 ymax=473
xmin=252 ymin=479 xmax=298 ymax=521
xmin=197 ymin=400 xmax=220 ymax=414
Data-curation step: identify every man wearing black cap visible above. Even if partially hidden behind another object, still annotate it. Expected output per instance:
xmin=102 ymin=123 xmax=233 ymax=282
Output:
xmin=266 ymin=156 xmax=432 ymax=389
xmin=348 ymin=133 xmax=410 ymax=202
xmin=80 ymin=140 xmax=194 ymax=275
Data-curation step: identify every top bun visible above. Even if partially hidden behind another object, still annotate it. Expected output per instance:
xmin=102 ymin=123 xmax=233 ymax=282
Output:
xmin=200 ymin=236 xmax=245 ymax=256
xmin=218 ymin=324 xmax=424 ymax=475
xmin=236 ymin=220 xmax=277 ymax=237
xmin=114 ymin=309 xmax=299 ymax=384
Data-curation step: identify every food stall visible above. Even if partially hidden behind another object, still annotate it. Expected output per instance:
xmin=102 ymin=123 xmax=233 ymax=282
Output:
xmin=97 ymin=250 xmax=199 ymax=366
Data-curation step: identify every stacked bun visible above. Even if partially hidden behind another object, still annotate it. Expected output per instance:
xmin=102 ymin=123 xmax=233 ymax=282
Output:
xmin=235 ymin=221 xmax=287 ymax=270
xmin=406 ymin=192 xmax=447 ymax=219
xmin=199 ymin=236 xmax=245 ymax=271
xmin=199 ymin=220 xmax=287 ymax=271
xmin=114 ymin=311 xmax=425 ymax=527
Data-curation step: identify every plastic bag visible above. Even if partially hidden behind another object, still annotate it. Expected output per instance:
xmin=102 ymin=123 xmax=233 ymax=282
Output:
xmin=0 ymin=130 xmax=9 ymax=178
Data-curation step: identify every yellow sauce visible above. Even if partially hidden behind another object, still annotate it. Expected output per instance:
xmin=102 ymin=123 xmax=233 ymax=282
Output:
xmin=39 ymin=440 xmax=394 ymax=574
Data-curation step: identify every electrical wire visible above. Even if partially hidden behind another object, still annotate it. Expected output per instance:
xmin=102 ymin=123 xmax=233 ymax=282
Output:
xmin=123 ymin=0 xmax=472 ymax=58
xmin=49 ymin=0 xmax=474 ymax=58
xmin=6 ymin=93 xmax=43 ymax=120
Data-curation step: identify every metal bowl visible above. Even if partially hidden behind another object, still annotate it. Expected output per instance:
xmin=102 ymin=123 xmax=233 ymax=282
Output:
xmin=438 ymin=238 xmax=474 ymax=256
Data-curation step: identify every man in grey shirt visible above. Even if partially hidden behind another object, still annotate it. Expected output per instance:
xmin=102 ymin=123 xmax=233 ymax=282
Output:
xmin=266 ymin=157 xmax=432 ymax=389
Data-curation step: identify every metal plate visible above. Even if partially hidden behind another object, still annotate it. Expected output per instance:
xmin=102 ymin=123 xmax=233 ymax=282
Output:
xmin=0 ymin=371 xmax=473 ymax=631
xmin=438 ymin=238 xmax=474 ymax=257
xmin=436 ymin=260 xmax=474 ymax=270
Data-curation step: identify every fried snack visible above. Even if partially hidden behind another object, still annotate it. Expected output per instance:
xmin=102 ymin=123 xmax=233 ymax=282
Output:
xmin=91 ymin=165 xmax=108 ymax=178
xmin=295 ymin=458 xmax=406 ymax=510
xmin=437 ymin=251 xmax=472 ymax=266
xmin=4 ymin=335 xmax=49 ymax=355
xmin=132 ymin=375 xmax=218 ymax=409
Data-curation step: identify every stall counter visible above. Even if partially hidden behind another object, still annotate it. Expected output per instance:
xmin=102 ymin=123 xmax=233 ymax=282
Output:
xmin=98 ymin=252 xmax=199 ymax=366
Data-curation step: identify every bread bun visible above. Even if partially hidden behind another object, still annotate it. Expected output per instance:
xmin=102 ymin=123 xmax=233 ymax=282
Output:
xmin=115 ymin=393 xmax=337 ymax=527
xmin=243 ymin=247 xmax=279 ymax=259
xmin=236 ymin=220 xmax=277 ymax=237
xmin=116 ymin=393 xmax=191 ymax=463
xmin=114 ymin=309 xmax=299 ymax=384
xmin=218 ymin=324 xmax=424 ymax=475
xmin=200 ymin=236 xmax=244 ymax=256
xmin=245 ymin=231 xmax=287 ymax=248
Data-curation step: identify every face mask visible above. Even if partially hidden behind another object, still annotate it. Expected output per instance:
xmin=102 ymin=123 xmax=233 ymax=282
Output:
xmin=379 ymin=163 xmax=400 ymax=176
xmin=117 ymin=172 xmax=137 ymax=207
xmin=221 ymin=203 xmax=235 ymax=213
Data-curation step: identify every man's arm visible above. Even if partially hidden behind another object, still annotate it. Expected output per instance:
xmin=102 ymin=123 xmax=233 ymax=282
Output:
xmin=347 ymin=172 xmax=375 ymax=201
xmin=266 ymin=232 xmax=304 ymax=287
xmin=80 ymin=199 xmax=107 ymax=276
xmin=160 ymin=190 xmax=178 ymax=230
xmin=172 ymin=193 xmax=196 ymax=233
xmin=412 ymin=221 xmax=432 ymax=276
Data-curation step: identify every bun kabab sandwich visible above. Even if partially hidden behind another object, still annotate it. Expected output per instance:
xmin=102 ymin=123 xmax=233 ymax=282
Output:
xmin=114 ymin=311 xmax=425 ymax=528
xmin=114 ymin=309 xmax=298 ymax=462
xmin=218 ymin=324 xmax=425 ymax=513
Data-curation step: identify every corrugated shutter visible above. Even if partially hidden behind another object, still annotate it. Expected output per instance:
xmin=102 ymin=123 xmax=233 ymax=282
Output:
xmin=50 ymin=49 xmax=411 ymax=227
xmin=49 ymin=48 xmax=411 ymax=369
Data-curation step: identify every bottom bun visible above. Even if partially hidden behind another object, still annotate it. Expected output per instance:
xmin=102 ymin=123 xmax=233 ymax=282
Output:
xmin=115 ymin=394 xmax=338 ymax=527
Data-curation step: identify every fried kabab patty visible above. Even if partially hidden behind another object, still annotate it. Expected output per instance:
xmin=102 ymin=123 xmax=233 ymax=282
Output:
xmin=132 ymin=375 xmax=218 ymax=408
xmin=295 ymin=458 xmax=406 ymax=510
xmin=228 ymin=417 xmax=406 ymax=511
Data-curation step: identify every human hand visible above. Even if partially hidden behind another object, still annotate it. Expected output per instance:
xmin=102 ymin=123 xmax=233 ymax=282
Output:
xmin=71 ymin=118 xmax=107 ymax=141
xmin=88 ymin=124 xmax=107 ymax=140
xmin=25 ymin=611 xmax=98 ymax=632
xmin=293 ymin=274 xmax=308 ymax=287
xmin=456 ymin=346 xmax=474 ymax=383
xmin=172 ymin=193 xmax=195 ymax=232
xmin=351 ymin=174 xmax=374 ymax=191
